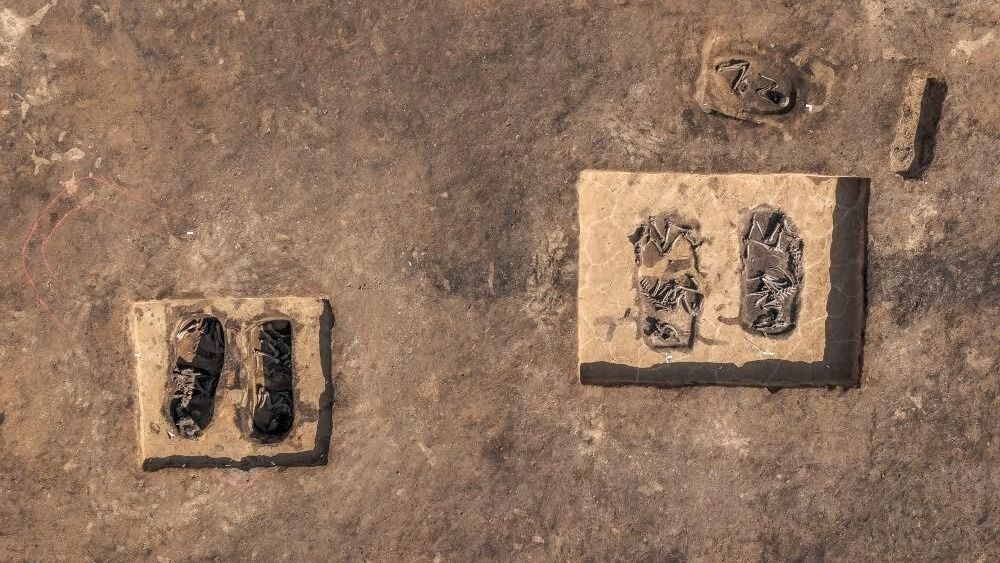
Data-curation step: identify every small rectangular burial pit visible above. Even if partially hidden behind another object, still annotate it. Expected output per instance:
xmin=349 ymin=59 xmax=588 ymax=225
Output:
xmin=130 ymin=297 xmax=334 ymax=469
xmin=578 ymin=171 xmax=868 ymax=388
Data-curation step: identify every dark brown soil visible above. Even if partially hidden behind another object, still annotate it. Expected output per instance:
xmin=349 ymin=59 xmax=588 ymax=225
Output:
xmin=1 ymin=1 xmax=997 ymax=561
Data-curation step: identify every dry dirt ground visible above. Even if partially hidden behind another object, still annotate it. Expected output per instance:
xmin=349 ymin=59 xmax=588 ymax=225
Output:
xmin=1 ymin=1 xmax=998 ymax=561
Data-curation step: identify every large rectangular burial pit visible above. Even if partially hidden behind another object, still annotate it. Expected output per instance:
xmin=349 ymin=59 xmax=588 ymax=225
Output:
xmin=130 ymin=297 xmax=334 ymax=469
xmin=578 ymin=171 xmax=868 ymax=387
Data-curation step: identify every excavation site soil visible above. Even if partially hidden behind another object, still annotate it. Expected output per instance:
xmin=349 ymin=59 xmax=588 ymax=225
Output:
xmin=1 ymin=1 xmax=997 ymax=561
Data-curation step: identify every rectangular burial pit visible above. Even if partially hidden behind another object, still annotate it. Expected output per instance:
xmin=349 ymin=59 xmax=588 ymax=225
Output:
xmin=130 ymin=297 xmax=334 ymax=469
xmin=578 ymin=171 xmax=868 ymax=388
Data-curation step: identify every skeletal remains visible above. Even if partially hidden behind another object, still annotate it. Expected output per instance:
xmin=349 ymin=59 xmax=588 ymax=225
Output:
xmin=168 ymin=317 xmax=225 ymax=438
xmin=252 ymin=320 xmax=295 ymax=439
xmin=715 ymin=59 xmax=793 ymax=112
xmin=739 ymin=206 xmax=804 ymax=335
xmin=628 ymin=215 xmax=705 ymax=350
xmin=167 ymin=316 xmax=297 ymax=440
xmin=627 ymin=206 xmax=804 ymax=351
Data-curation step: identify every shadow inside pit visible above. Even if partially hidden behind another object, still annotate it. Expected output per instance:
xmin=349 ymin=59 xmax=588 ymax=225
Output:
xmin=900 ymin=78 xmax=948 ymax=180
xmin=143 ymin=300 xmax=336 ymax=471
xmin=580 ymin=179 xmax=869 ymax=389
